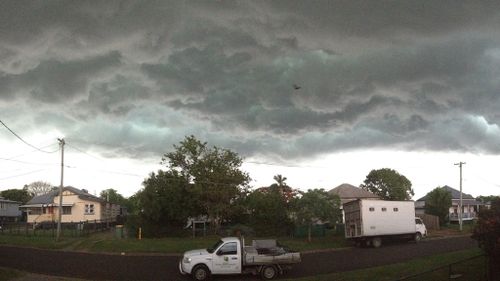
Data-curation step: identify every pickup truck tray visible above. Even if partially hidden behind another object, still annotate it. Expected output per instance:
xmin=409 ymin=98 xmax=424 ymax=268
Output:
xmin=243 ymin=246 xmax=301 ymax=265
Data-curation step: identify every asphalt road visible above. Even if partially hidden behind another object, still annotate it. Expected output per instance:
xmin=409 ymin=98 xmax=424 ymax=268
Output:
xmin=0 ymin=236 xmax=477 ymax=281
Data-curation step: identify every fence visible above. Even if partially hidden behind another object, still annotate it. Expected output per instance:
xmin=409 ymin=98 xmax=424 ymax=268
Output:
xmin=417 ymin=214 xmax=440 ymax=230
xmin=0 ymin=220 xmax=114 ymax=238
xmin=395 ymin=255 xmax=487 ymax=281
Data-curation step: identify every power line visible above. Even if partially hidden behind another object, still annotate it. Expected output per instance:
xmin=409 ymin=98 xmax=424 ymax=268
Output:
xmin=0 ymin=168 xmax=49 ymax=180
xmin=0 ymin=157 xmax=59 ymax=167
xmin=0 ymin=119 xmax=59 ymax=153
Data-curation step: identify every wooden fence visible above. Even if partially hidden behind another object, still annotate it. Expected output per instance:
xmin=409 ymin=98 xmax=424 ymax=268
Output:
xmin=417 ymin=213 xmax=440 ymax=230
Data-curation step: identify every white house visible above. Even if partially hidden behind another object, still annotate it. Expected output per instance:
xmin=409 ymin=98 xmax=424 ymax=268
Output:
xmin=416 ymin=185 xmax=483 ymax=222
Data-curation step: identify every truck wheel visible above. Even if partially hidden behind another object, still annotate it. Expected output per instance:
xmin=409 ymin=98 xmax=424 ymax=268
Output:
xmin=372 ymin=237 xmax=382 ymax=248
xmin=261 ymin=265 xmax=277 ymax=280
xmin=415 ymin=232 xmax=422 ymax=243
xmin=192 ymin=265 xmax=210 ymax=281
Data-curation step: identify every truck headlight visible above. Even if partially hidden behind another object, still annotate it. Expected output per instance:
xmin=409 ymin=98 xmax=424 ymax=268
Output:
xmin=183 ymin=257 xmax=191 ymax=263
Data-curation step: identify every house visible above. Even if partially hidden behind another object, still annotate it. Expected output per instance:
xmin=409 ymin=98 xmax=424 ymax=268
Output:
xmin=20 ymin=186 xmax=121 ymax=224
xmin=415 ymin=185 xmax=483 ymax=222
xmin=0 ymin=196 xmax=22 ymax=222
xmin=328 ymin=183 xmax=380 ymax=223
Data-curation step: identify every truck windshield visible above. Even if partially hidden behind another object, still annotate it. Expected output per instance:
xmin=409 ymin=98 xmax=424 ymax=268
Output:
xmin=207 ymin=240 xmax=224 ymax=253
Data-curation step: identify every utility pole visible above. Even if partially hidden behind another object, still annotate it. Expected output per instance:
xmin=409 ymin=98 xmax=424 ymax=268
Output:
xmin=454 ymin=162 xmax=465 ymax=231
xmin=56 ymin=138 xmax=65 ymax=241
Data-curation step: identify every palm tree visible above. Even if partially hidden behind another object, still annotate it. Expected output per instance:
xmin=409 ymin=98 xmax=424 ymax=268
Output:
xmin=273 ymin=174 xmax=287 ymax=189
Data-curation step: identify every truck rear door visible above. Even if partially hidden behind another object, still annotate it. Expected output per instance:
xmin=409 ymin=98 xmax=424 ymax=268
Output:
xmin=212 ymin=241 xmax=241 ymax=274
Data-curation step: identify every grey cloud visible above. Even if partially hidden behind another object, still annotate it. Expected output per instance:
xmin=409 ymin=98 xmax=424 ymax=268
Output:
xmin=0 ymin=51 xmax=122 ymax=102
xmin=2 ymin=1 xmax=500 ymax=164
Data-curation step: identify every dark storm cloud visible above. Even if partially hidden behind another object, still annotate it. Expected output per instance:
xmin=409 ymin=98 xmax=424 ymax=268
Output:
xmin=0 ymin=51 xmax=122 ymax=102
xmin=1 ymin=1 xmax=500 ymax=161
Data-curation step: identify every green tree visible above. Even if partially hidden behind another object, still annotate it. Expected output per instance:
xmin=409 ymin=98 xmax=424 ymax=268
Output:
xmin=360 ymin=168 xmax=414 ymax=200
xmin=294 ymin=189 xmax=341 ymax=242
xmin=137 ymin=170 xmax=199 ymax=236
xmin=100 ymin=188 xmax=126 ymax=204
xmin=476 ymin=195 xmax=500 ymax=204
xmin=472 ymin=198 xmax=500 ymax=277
xmin=424 ymin=187 xmax=452 ymax=225
xmin=161 ymin=135 xmax=250 ymax=233
xmin=269 ymin=174 xmax=296 ymax=203
xmin=1 ymin=187 xmax=32 ymax=204
xmin=246 ymin=188 xmax=293 ymax=236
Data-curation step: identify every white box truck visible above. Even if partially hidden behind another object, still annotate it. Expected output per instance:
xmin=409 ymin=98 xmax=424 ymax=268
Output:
xmin=344 ymin=199 xmax=427 ymax=248
xmin=179 ymin=237 xmax=301 ymax=280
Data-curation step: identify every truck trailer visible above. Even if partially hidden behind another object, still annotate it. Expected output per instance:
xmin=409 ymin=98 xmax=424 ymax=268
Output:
xmin=344 ymin=199 xmax=427 ymax=248
xmin=179 ymin=236 xmax=301 ymax=280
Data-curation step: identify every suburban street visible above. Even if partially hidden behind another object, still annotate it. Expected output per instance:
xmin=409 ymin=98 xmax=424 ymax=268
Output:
xmin=0 ymin=236 xmax=477 ymax=281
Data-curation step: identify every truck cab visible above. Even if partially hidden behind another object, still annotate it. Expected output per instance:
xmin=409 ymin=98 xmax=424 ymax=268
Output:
xmin=415 ymin=217 xmax=427 ymax=241
xmin=179 ymin=237 xmax=242 ymax=280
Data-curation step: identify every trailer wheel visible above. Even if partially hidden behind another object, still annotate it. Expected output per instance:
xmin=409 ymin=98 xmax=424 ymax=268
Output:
xmin=415 ymin=232 xmax=422 ymax=243
xmin=261 ymin=265 xmax=277 ymax=280
xmin=372 ymin=237 xmax=382 ymax=248
xmin=192 ymin=265 xmax=210 ymax=281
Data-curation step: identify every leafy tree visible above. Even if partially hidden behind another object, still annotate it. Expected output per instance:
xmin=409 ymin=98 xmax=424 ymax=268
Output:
xmin=137 ymin=170 xmax=199 ymax=237
xmin=360 ymin=168 xmax=414 ymax=200
xmin=269 ymin=174 xmax=297 ymax=203
xmin=472 ymin=198 xmax=500 ymax=277
xmin=246 ymin=188 xmax=293 ymax=236
xmin=424 ymin=187 xmax=452 ymax=225
xmin=161 ymin=135 xmax=250 ymax=233
xmin=1 ymin=187 xmax=32 ymax=204
xmin=100 ymin=188 xmax=127 ymax=205
xmin=26 ymin=181 xmax=54 ymax=197
xmin=294 ymin=189 xmax=341 ymax=242
xmin=476 ymin=195 xmax=500 ymax=204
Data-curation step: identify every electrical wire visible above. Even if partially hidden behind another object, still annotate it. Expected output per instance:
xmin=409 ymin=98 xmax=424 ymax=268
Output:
xmin=0 ymin=119 xmax=59 ymax=153
xmin=0 ymin=168 xmax=49 ymax=180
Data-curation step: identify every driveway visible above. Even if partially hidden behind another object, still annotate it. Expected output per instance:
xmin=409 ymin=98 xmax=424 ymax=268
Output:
xmin=0 ymin=236 xmax=477 ymax=281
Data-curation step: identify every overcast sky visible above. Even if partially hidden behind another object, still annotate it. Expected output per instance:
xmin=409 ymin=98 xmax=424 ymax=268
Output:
xmin=1 ymin=1 xmax=499 ymax=199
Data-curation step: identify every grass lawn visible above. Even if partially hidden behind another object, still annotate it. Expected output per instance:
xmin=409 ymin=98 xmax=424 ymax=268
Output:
xmin=0 ymin=267 xmax=24 ymax=281
xmin=0 ymin=230 xmax=349 ymax=254
xmin=283 ymin=248 xmax=485 ymax=281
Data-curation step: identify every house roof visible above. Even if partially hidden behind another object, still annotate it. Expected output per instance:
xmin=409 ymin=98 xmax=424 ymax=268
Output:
xmin=26 ymin=186 xmax=103 ymax=205
xmin=329 ymin=183 xmax=380 ymax=199
xmin=417 ymin=185 xmax=475 ymax=201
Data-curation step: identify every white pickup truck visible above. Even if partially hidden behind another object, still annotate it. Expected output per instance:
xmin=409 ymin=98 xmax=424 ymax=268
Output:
xmin=179 ymin=237 xmax=301 ymax=280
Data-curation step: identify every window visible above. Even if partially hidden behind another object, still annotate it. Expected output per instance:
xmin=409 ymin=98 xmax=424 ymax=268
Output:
xmin=85 ymin=204 xmax=95 ymax=215
xmin=63 ymin=206 xmax=72 ymax=215
xmin=0 ymin=202 xmax=4 ymax=209
xmin=217 ymin=242 xmax=237 ymax=255
xmin=415 ymin=218 xmax=422 ymax=225
xmin=393 ymin=208 xmax=399 ymax=212
xmin=381 ymin=207 xmax=387 ymax=212
xmin=369 ymin=207 xmax=375 ymax=212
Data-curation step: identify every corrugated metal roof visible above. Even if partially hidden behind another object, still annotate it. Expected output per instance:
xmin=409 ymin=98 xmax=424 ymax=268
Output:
xmin=26 ymin=186 xmax=103 ymax=205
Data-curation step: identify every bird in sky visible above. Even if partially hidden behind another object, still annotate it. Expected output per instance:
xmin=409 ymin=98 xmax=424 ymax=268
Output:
xmin=293 ymin=84 xmax=301 ymax=90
